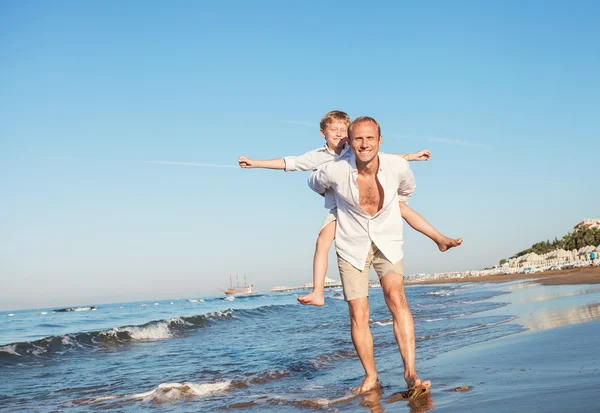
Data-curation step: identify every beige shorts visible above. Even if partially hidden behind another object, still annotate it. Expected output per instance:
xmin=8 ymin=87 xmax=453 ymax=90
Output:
xmin=319 ymin=208 xmax=338 ymax=233
xmin=337 ymin=243 xmax=404 ymax=301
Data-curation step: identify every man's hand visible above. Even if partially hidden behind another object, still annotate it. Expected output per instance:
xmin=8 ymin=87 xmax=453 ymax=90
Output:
xmin=238 ymin=156 xmax=254 ymax=168
xmin=411 ymin=150 xmax=431 ymax=161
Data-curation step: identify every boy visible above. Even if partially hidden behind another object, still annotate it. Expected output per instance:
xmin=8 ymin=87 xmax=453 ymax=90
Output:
xmin=239 ymin=110 xmax=461 ymax=306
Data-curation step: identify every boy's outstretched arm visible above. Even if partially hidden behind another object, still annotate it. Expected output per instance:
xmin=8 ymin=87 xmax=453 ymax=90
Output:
xmin=239 ymin=149 xmax=324 ymax=171
xmin=238 ymin=156 xmax=286 ymax=170
xmin=396 ymin=150 xmax=431 ymax=162
xmin=399 ymin=202 xmax=462 ymax=252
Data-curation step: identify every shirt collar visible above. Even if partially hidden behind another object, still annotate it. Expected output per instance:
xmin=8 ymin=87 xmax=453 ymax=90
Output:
xmin=322 ymin=143 xmax=349 ymax=157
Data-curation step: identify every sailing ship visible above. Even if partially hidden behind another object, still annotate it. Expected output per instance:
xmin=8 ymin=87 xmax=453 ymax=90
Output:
xmin=219 ymin=274 xmax=255 ymax=295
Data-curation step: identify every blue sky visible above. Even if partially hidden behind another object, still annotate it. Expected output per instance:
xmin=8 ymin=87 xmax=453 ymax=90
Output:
xmin=1 ymin=1 xmax=598 ymax=310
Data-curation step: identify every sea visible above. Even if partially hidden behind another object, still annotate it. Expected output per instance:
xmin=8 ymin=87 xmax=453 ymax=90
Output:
xmin=0 ymin=283 xmax=525 ymax=412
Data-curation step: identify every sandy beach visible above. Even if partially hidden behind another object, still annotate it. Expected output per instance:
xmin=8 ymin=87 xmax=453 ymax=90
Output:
xmin=397 ymin=267 xmax=600 ymax=412
xmin=408 ymin=265 xmax=600 ymax=286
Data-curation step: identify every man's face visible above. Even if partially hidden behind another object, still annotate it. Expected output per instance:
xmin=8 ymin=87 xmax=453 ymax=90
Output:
xmin=349 ymin=121 xmax=381 ymax=164
xmin=320 ymin=121 xmax=348 ymax=150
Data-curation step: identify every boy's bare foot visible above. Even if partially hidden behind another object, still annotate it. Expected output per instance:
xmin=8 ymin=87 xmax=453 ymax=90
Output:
xmin=297 ymin=291 xmax=325 ymax=306
xmin=437 ymin=236 xmax=463 ymax=252
xmin=351 ymin=376 xmax=380 ymax=394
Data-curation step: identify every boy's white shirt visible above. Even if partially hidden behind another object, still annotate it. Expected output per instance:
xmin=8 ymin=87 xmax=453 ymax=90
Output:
xmin=284 ymin=144 xmax=351 ymax=209
xmin=307 ymin=153 xmax=416 ymax=270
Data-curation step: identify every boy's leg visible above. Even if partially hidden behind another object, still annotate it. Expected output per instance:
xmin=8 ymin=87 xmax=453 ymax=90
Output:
xmin=399 ymin=202 xmax=462 ymax=251
xmin=298 ymin=219 xmax=336 ymax=306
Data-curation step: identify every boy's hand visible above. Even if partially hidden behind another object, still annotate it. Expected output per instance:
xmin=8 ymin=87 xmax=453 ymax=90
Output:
xmin=411 ymin=150 xmax=431 ymax=161
xmin=238 ymin=156 xmax=254 ymax=168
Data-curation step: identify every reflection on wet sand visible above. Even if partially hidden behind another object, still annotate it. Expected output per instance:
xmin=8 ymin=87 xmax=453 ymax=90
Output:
xmin=519 ymin=302 xmax=600 ymax=332
xmin=507 ymin=285 xmax=600 ymax=304
xmin=358 ymin=387 xmax=435 ymax=413
xmin=387 ymin=390 xmax=434 ymax=413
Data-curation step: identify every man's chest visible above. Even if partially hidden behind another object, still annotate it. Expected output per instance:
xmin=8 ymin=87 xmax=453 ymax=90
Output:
xmin=356 ymin=176 xmax=384 ymax=216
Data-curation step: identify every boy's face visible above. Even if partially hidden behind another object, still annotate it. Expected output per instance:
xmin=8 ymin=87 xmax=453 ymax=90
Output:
xmin=320 ymin=121 xmax=348 ymax=150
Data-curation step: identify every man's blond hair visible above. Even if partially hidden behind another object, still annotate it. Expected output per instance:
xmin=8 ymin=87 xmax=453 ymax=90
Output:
xmin=348 ymin=116 xmax=381 ymax=138
xmin=320 ymin=110 xmax=350 ymax=131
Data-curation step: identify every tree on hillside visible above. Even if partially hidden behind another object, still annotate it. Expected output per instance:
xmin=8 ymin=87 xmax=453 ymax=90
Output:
xmin=507 ymin=227 xmax=600 ymax=261
xmin=563 ymin=227 xmax=600 ymax=250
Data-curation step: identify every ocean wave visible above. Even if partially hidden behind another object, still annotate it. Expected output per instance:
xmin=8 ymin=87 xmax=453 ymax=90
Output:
xmin=72 ymin=380 xmax=232 ymax=406
xmin=72 ymin=368 xmax=290 ymax=407
xmin=423 ymin=290 xmax=454 ymax=297
xmin=132 ymin=380 xmax=231 ymax=402
xmin=0 ymin=305 xmax=292 ymax=361
xmin=53 ymin=306 xmax=98 ymax=312
xmin=371 ymin=318 xmax=393 ymax=327
xmin=418 ymin=316 xmax=518 ymax=341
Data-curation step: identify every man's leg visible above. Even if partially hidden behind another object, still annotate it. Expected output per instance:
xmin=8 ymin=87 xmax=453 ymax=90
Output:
xmin=298 ymin=219 xmax=336 ymax=306
xmin=348 ymin=297 xmax=379 ymax=393
xmin=337 ymin=246 xmax=379 ymax=394
xmin=379 ymin=271 xmax=430 ymax=390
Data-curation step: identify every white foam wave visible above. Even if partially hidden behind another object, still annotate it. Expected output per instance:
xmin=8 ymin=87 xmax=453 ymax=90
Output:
xmin=123 ymin=322 xmax=172 ymax=340
xmin=425 ymin=318 xmax=444 ymax=322
xmin=0 ymin=344 xmax=21 ymax=356
xmin=132 ymin=381 xmax=231 ymax=402
xmin=7 ymin=314 xmax=15 ymax=317
xmin=371 ymin=320 xmax=393 ymax=327
xmin=73 ymin=307 xmax=95 ymax=312
xmin=425 ymin=290 xmax=453 ymax=296
xmin=188 ymin=299 xmax=204 ymax=303
xmin=223 ymin=296 xmax=235 ymax=301
xmin=30 ymin=344 xmax=47 ymax=356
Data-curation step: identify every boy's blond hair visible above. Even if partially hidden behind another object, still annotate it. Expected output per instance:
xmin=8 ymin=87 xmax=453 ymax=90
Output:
xmin=319 ymin=110 xmax=350 ymax=131
xmin=348 ymin=116 xmax=381 ymax=138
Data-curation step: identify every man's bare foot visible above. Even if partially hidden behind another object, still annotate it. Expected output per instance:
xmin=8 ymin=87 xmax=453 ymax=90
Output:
xmin=437 ymin=236 xmax=463 ymax=252
xmin=351 ymin=376 xmax=380 ymax=394
xmin=405 ymin=375 xmax=431 ymax=390
xmin=297 ymin=291 xmax=325 ymax=306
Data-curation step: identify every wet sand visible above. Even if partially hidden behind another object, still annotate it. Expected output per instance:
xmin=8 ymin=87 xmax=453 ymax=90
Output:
xmin=410 ymin=280 xmax=600 ymax=413
xmin=408 ymin=265 xmax=600 ymax=286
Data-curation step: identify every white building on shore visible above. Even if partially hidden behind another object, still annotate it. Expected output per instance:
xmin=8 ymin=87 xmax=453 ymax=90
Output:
xmin=574 ymin=218 xmax=600 ymax=230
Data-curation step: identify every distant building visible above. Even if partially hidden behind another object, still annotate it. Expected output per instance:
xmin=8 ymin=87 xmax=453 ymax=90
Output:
xmin=574 ymin=218 xmax=600 ymax=230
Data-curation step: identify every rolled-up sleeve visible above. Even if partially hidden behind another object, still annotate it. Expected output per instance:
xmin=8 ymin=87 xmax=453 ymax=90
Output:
xmin=308 ymin=167 xmax=332 ymax=195
xmin=397 ymin=162 xmax=416 ymax=203
xmin=284 ymin=149 xmax=323 ymax=172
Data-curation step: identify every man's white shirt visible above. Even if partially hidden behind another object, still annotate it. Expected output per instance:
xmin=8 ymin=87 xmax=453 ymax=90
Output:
xmin=308 ymin=152 xmax=416 ymax=270
xmin=284 ymin=144 xmax=351 ymax=209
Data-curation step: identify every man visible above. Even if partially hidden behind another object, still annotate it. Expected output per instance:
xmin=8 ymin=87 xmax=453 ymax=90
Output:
xmin=308 ymin=116 xmax=430 ymax=396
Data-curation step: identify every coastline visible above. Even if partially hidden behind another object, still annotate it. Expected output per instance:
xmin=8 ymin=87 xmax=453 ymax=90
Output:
xmin=407 ymin=265 xmax=600 ymax=286
xmin=411 ymin=276 xmax=600 ymax=412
